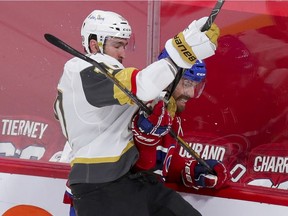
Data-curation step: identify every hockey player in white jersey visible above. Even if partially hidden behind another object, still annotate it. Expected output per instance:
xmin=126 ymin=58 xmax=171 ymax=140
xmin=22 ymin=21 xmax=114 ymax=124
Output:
xmin=54 ymin=9 xmax=219 ymax=216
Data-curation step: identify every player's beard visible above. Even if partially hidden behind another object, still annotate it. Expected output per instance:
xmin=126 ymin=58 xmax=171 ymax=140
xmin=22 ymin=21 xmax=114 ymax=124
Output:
xmin=175 ymin=95 xmax=191 ymax=113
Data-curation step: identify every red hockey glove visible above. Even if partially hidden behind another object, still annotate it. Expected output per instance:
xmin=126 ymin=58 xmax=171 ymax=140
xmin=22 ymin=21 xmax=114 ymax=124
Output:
xmin=182 ymin=159 xmax=228 ymax=189
xmin=131 ymin=116 xmax=159 ymax=171
xmin=137 ymin=100 xmax=172 ymax=137
xmin=131 ymin=100 xmax=172 ymax=170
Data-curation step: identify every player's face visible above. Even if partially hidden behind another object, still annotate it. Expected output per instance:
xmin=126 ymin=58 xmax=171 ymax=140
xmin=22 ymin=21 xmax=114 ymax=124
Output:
xmin=172 ymin=78 xmax=196 ymax=113
xmin=104 ymin=37 xmax=129 ymax=63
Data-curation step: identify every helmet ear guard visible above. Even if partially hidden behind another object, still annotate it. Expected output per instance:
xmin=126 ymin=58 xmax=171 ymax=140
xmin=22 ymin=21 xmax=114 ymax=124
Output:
xmin=183 ymin=60 xmax=207 ymax=82
xmin=183 ymin=61 xmax=206 ymax=98
xmin=81 ymin=10 xmax=132 ymax=54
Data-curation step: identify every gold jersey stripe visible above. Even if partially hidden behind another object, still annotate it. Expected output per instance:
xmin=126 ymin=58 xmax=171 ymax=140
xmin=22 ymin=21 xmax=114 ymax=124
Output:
xmin=113 ymin=67 xmax=137 ymax=105
xmin=172 ymin=32 xmax=197 ymax=65
xmin=71 ymin=140 xmax=134 ymax=165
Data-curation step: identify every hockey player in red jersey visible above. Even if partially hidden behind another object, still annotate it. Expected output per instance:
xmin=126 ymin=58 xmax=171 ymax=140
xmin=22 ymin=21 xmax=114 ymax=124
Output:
xmin=132 ymin=49 xmax=229 ymax=190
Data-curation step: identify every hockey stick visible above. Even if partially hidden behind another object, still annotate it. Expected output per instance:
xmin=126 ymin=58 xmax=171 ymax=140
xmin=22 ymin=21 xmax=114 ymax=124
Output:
xmin=44 ymin=33 xmax=215 ymax=174
xmin=165 ymin=0 xmax=225 ymax=101
xmin=201 ymin=0 xmax=225 ymax=32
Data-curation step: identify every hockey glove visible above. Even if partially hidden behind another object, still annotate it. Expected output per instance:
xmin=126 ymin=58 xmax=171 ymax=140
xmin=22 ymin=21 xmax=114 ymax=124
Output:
xmin=165 ymin=16 xmax=220 ymax=68
xmin=131 ymin=100 xmax=172 ymax=170
xmin=182 ymin=159 xmax=228 ymax=189
xmin=138 ymin=100 xmax=172 ymax=137
xmin=131 ymin=99 xmax=172 ymax=146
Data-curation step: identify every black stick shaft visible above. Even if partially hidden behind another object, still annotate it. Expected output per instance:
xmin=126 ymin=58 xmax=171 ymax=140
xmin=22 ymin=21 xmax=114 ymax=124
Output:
xmin=201 ymin=0 xmax=225 ymax=32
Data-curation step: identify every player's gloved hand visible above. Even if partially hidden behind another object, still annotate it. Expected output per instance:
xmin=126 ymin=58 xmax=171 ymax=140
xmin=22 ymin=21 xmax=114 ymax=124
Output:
xmin=182 ymin=159 xmax=228 ymax=189
xmin=165 ymin=16 xmax=220 ymax=68
xmin=131 ymin=100 xmax=172 ymax=170
xmin=138 ymin=100 xmax=172 ymax=137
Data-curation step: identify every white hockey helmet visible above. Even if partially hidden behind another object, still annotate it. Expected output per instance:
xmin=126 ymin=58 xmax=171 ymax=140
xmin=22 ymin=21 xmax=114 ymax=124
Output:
xmin=81 ymin=10 xmax=132 ymax=54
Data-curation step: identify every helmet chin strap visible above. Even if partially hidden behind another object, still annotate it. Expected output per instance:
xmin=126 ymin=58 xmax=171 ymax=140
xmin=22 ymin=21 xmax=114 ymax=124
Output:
xmin=98 ymin=44 xmax=104 ymax=54
xmin=99 ymin=38 xmax=108 ymax=54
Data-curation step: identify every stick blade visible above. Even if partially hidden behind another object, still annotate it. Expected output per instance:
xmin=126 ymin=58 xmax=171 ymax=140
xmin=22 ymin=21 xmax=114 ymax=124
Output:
xmin=44 ymin=33 xmax=95 ymax=65
xmin=44 ymin=33 xmax=76 ymax=56
xmin=44 ymin=33 xmax=55 ymax=44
